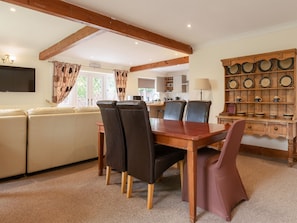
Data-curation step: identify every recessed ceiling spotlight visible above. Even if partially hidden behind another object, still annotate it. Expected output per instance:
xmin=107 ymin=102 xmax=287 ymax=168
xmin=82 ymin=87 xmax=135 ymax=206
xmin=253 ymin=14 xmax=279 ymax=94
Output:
xmin=10 ymin=7 xmax=16 ymax=12
xmin=187 ymin=24 xmax=192 ymax=28
xmin=134 ymin=41 xmax=139 ymax=45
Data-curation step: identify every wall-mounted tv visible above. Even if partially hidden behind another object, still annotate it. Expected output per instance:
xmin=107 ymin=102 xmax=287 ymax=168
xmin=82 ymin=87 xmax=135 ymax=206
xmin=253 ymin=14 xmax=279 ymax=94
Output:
xmin=0 ymin=65 xmax=35 ymax=92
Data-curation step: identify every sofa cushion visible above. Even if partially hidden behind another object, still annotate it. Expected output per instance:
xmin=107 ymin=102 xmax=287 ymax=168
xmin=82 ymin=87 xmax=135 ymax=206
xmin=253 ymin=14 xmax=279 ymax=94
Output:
xmin=75 ymin=106 xmax=100 ymax=113
xmin=27 ymin=107 xmax=75 ymax=115
xmin=0 ymin=109 xmax=26 ymax=116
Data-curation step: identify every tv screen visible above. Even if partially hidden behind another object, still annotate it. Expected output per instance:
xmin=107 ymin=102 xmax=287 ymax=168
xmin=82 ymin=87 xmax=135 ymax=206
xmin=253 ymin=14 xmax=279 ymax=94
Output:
xmin=0 ymin=65 xmax=35 ymax=92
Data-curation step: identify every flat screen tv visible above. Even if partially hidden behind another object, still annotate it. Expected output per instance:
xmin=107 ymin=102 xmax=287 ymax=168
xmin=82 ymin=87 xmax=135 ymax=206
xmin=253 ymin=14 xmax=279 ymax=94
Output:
xmin=0 ymin=65 xmax=35 ymax=92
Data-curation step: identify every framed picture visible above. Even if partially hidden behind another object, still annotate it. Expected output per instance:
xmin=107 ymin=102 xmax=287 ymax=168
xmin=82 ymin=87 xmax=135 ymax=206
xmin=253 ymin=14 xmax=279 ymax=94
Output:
xmin=227 ymin=103 xmax=236 ymax=115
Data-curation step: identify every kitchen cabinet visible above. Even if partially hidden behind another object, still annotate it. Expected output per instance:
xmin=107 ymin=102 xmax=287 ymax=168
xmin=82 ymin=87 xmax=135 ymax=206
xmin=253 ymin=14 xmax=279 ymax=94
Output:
xmin=164 ymin=76 xmax=173 ymax=92
xmin=158 ymin=75 xmax=187 ymax=92
xmin=173 ymin=75 xmax=187 ymax=93
xmin=156 ymin=77 xmax=165 ymax=92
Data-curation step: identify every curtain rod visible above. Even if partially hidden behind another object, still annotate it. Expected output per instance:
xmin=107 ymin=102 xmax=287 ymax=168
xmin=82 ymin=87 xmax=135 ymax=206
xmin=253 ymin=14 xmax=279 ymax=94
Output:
xmin=48 ymin=60 xmax=125 ymax=72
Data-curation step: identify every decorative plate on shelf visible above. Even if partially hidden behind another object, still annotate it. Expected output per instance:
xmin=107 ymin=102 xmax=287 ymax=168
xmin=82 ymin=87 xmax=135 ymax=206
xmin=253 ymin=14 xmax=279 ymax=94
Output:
xmin=279 ymin=75 xmax=293 ymax=87
xmin=283 ymin=113 xmax=294 ymax=120
xmin=236 ymin=111 xmax=246 ymax=116
xmin=242 ymin=62 xmax=255 ymax=73
xmin=260 ymin=76 xmax=271 ymax=88
xmin=259 ymin=60 xmax=273 ymax=72
xmin=278 ymin=58 xmax=294 ymax=70
xmin=228 ymin=79 xmax=239 ymax=89
xmin=228 ymin=64 xmax=240 ymax=74
xmin=243 ymin=78 xmax=254 ymax=89
xmin=255 ymin=112 xmax=265 ymax=118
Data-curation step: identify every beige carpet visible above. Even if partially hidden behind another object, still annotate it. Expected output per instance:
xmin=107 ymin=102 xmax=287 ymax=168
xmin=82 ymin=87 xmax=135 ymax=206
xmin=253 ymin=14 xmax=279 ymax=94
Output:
xmin=1 ymin=154 xmax=297 ymax=223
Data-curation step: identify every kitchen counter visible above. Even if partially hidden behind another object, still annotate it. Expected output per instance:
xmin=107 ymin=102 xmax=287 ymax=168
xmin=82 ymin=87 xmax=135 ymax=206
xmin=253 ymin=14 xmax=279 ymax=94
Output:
xmin=146 ymin=102 xmax=165 ymax=118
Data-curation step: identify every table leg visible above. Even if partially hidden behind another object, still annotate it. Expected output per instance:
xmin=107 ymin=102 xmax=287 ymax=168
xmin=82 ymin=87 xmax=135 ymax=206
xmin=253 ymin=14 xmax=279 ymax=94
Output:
xmin=187 ymin=148 xmax=197 ymax=223
xmin=98 ymin=131 xmax=104 ymax=176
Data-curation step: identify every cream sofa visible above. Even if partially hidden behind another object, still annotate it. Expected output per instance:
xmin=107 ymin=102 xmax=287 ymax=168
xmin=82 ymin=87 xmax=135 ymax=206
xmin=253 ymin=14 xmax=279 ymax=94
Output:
xmin=0 ymin=109 xmax=27 ymax=178
xmin=26 ymin=107 xmax=101 ymax=173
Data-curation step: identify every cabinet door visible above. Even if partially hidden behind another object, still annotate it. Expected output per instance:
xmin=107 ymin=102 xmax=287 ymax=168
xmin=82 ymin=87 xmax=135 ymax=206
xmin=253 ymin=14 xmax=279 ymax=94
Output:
xmin=173 ymin=75 xmax=187 ymax=93
xmin=156 ymin=77 xmax=165 ymax=92
xmin=173 ymin=76 xmax=182 ymax=92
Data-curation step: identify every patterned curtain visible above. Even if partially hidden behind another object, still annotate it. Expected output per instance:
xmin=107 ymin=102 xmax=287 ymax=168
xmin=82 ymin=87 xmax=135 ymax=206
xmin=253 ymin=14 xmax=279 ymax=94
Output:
xmin=52 ymin=61 xmax=81 ymax=104
xmin=114 ymin=69 xmax=128 ymax=101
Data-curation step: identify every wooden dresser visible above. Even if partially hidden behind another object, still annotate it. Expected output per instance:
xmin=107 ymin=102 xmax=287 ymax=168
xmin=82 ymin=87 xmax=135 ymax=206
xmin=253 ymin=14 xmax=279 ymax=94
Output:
xmin=218 ymin=49 xmax=297 ymax=166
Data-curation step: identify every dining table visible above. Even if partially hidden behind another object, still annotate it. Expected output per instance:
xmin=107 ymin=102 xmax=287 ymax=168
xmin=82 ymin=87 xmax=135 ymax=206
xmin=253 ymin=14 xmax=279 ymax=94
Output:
xmin=96 ymin=118 xmax=229 ymax=223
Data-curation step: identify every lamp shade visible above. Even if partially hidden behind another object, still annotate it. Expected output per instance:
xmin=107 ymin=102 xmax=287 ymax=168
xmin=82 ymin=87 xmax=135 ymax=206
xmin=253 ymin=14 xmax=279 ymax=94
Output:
xmin=195 ymin=78 xmax=211 ymax=90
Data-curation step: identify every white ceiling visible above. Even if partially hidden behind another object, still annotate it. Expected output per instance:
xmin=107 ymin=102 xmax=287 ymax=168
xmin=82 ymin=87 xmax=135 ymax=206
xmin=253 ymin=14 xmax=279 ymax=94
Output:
xmin=2 ymin=0 xmax=297 ymax=72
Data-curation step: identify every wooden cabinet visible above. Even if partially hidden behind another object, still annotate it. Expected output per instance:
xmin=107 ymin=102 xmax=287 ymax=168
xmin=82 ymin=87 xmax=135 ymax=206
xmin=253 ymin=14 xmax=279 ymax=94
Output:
xmin=218 ymin=48 xmax=297 ymax=166
xmin=163 ymin=75 xmax=187 ymax=92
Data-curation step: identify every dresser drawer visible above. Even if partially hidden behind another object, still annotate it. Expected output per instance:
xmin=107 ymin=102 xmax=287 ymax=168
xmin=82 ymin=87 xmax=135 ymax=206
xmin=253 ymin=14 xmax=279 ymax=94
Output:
xmin=267 ymin=123 xmax=288 ymax=138
xmin=218 ymin=118 xmax=233 ymax=125
xmin=244 ymin=121 xmax=266 ymax=135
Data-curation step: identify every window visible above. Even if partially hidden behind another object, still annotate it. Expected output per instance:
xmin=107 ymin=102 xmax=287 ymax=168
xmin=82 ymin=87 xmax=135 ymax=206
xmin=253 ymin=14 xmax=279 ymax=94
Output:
xmin=59 ymin=70 xmax=117 ymax=107
xmin=138 ymin=78 xmax=159 ymax=101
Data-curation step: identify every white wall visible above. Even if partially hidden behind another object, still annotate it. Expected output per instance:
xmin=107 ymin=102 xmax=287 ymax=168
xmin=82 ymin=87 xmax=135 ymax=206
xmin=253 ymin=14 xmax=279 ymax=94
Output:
xmin=188 ymin=26 xmax=297 ymax=150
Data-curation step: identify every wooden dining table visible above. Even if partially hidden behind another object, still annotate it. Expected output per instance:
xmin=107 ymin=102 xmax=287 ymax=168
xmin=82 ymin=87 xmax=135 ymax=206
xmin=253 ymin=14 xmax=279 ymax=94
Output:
xmin=96 ymin=118 xmax=229 ymax=223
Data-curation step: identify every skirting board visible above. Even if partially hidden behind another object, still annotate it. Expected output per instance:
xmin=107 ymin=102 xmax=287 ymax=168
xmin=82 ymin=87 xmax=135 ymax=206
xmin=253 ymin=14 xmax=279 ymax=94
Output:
xmin=210 ymin=142 xmax=288 ymax=162
xmin=240 ymin=144 xmax=288 ymax=161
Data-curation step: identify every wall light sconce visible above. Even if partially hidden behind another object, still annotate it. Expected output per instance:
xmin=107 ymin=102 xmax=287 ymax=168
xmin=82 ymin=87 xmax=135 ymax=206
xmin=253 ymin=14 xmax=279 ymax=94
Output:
xmin=2 ymin=54 xmax=16 ymax=64
xmin=195 ymin=78 xmax=211 ymax=100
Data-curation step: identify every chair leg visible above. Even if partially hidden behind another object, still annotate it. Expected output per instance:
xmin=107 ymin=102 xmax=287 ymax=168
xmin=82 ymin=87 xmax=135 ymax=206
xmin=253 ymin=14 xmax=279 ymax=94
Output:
xmin=105 ymin=166 xmax=111 ymax=185
xmin=147 ymin=184 xmax=154 ymax=209
xmin=178 ymin=160 xmax=184 ymax=190
xmin=127 ymin=175 xmax=133 ymax=198
xmin=121 ymin=171 xmax=127 ymax=193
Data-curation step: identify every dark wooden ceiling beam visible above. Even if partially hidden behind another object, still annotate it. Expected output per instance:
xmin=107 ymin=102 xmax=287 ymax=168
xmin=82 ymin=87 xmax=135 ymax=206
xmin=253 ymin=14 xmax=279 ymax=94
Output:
xmin=130 ymin=56 xmax=189 ymax=72
xmin=3 ymin=0 xmax=193 ymax=55
xmin=39 ymin=26 xmax=100 ymax=60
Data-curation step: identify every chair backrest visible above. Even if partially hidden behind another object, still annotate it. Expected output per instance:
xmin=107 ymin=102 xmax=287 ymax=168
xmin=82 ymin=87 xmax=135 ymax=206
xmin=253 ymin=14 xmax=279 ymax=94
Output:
xmin=216 ymin=120 xmax=245 ymax=169
xmin=96 ymin=100 xmax=126 ymax=172
xmin=163 ymin=100 xmax=187 ymax=120
xmin=185 ymin=100 xmax=211 ymax=123
xmin=117 ymin=100 xmax=155 ymax=183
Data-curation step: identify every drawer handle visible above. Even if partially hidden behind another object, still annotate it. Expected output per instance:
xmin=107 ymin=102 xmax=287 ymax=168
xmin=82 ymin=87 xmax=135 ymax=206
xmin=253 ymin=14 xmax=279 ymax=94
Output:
xmin=274 ymin=127 xmax=278 ymax=131
xmin=248 ymin=125 xmax=252 ymax=129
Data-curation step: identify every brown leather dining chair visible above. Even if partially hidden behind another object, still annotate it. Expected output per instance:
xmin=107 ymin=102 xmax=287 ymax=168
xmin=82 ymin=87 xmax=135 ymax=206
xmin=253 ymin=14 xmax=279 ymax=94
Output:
xmin=163 ymin=100 xmax=187 ymax=120
xmin=182 ymin=120 xmax=248 ymax=221
xmin=117 ymin=100 xmax=186 ymax=209
xmin=184 ymin=100 xmax=211 ymax=123
xmin=96 ymin=100 xmax=127 ymax=193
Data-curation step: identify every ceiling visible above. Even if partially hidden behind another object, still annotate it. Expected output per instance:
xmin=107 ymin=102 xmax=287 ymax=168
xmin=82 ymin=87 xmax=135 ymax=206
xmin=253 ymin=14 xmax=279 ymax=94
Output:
xmin=2 ymin=0 xmax=297 ymax=72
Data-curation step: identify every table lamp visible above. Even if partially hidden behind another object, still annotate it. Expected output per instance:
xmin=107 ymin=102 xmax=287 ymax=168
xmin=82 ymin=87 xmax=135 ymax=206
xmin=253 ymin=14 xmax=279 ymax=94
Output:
xmin=195 ymin=78 xmax=211 ymax=100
